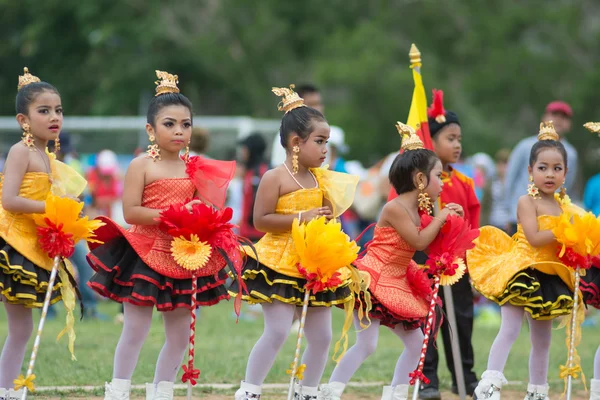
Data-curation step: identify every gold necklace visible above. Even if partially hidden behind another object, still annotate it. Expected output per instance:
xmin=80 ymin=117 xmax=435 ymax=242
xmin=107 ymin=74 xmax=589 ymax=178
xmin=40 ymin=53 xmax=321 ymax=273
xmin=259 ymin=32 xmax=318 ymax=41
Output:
xmin=34 ymin=146 xmax=53 ymax=184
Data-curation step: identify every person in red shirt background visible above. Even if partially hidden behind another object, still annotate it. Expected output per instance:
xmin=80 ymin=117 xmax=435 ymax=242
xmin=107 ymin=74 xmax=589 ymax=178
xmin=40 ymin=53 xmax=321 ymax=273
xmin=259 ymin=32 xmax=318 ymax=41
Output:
xmin=86 ymin=149 xmax=123 ymax=219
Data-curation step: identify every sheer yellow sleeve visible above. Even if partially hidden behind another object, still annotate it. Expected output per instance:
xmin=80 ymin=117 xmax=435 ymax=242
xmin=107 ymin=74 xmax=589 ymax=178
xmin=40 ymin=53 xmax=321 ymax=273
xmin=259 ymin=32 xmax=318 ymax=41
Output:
xmin=49 ymin=152 xmax=87 ymax=198
xmin=312 ymin=167 xmax=359 ymax=217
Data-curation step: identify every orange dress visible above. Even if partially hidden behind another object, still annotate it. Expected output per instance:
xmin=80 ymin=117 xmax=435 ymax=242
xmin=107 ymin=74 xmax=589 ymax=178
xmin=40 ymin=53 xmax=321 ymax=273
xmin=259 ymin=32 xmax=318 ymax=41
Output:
xmin=355 ymin=226 xmax=431 ymax=329
xmin=87 ymin=178 xmax=229 ymax=310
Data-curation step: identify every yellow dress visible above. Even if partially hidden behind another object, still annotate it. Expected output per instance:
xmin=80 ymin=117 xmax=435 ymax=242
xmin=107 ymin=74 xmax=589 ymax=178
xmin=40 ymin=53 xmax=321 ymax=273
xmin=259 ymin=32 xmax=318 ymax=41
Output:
xmin=467 ymin=214 xmax=575 ymax=319
xmin=236 ymin=167 xmax=359 ymax=306
xmin=0 ymin=153 xmax=86 ymax=308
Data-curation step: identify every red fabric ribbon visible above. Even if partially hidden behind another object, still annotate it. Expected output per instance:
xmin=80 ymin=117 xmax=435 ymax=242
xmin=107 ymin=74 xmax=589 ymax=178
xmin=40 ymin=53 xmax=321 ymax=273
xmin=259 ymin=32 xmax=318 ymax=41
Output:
xmin=409 ymin=370 xmax=430 ymax=385
xmin=181 ymin=365 xmax=200 ymax=386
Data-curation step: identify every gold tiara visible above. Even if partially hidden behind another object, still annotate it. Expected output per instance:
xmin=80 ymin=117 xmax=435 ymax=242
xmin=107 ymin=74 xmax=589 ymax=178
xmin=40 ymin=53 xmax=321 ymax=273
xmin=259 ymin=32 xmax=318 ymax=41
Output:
xmin=272 ymin=84 xmax=306 ymax=113
xmin=538 ymin=121 xmax=559 ymax=141
xmin=397 ymin=122 xmax=424 ymax=151
xmin=154 ymin=70 xmax=180 ymax=96
xmin=18 ymin=67 xmax=41 ymax=91
xmin=584 ymin=122 xmax=600 ymax=137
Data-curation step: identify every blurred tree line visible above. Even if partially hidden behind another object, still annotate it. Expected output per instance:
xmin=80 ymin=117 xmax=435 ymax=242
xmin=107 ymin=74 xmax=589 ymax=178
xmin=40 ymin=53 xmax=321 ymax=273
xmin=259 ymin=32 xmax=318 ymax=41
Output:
xmin=1 ymin=0 xmax=599 ymax=178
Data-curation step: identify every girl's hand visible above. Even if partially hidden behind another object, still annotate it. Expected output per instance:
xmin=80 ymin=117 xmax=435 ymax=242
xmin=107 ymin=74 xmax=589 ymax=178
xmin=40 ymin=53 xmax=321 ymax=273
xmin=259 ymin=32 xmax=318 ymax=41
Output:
xmin=185 ymin=199 xmax=202 ymax=212
xmin=302 ymin=206 xmax=333 ymax=222
xmin=445 ymin=203 xmax=464 ymax=218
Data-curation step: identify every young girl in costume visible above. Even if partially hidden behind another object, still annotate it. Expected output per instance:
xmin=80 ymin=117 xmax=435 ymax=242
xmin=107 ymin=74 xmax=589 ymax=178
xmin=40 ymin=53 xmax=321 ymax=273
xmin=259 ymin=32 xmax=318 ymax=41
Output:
xmin=0 ymin=68 xmax=84 ymax=399
xmin=468 ymin=122 xmax=576 ymax=400
xmin=233 ymin=85 xmax=359 ymax=400
xmin=87 ymin=71 xmax=236 ymax=400
xmin=320 ymin=123 xmax=463 ymax=400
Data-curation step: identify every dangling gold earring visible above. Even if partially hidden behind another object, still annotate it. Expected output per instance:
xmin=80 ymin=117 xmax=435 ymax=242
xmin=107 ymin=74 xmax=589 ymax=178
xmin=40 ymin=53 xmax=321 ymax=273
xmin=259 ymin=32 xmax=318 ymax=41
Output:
xmin=417 ymin=182 xmax=433 ymax=215
xmin=292 ymin=145 xmax=300 ymax=174
xmin=527 ymin=175 xmax=540 ymax=199
xmin=53 ymin=137 xmax=60 ymax=155
xmin=146 ymin=134 xmax=161 ymax=162
xmin=559 ymin=180 xmax=567 ymax=201
xmin=21 ymin=123 xmax=34 ymax=150
xmin=184 ymin=140 xmax=190 ymax=162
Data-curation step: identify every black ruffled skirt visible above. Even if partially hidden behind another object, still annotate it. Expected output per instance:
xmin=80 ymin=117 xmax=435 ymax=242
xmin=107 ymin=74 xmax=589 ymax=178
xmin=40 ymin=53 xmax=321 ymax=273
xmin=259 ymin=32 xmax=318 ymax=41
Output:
xmin=581 ymin=264 xmax=600 ymax=309
xmin=87 ymin=237 xmax=229 ymax=311
xmin=0 ymin=238 xmax=63 ymax=308
xmin=229 ymin=258 xmax=353 ymax=307
xmin=491 ymin=267 xmax=574 ymax=320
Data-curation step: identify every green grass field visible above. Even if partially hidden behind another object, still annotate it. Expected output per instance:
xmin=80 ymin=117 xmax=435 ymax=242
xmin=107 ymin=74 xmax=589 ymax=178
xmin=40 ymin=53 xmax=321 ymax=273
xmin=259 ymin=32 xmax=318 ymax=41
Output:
xmin=0 ymin=300 xmax=597 ymax=398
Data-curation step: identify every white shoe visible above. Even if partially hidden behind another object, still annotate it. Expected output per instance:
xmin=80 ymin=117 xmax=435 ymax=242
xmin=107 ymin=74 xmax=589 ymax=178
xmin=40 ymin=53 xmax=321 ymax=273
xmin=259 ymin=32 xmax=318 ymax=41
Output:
xmin=0 ymin=388 xmax=23 ymax=400
xmin=146 ymin=383 xmax=155 ymax=400
xmin=104 ymin=378 xmax=131 ymax=400
xmin=381 ymin=386 xmax=393 ymax=400
xmin=474 ymin=370 xmax=507 ymax=400
xmin=234 ymin=381 xmax=262 ymax=400
xmin=318 ymin=382 xmax=346 ymax=400
xmin=295 ymin=384 xmax=318 ymax=399
xmin=523 ymin=383 xmax=549 ymax=400
xmin=590 ymin=379 xmax=600 ymax=400
xmin=391 ymin=385 xmax=409 ymax=400
xmin=154 ymin=381 xmax=174 ymax=400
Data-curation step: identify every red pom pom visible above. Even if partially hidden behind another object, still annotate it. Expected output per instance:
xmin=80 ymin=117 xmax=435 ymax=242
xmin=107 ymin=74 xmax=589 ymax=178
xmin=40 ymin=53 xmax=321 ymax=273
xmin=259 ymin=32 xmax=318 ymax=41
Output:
xmin=298 ymin=265 xmax=342 ymax=294
xmin=36 ymin=219 xmax=75 ymax=258
xmin=421 ymin=214 xmax=480 ymax=277
xmin=427 ymin=89 xmax=446 ymax=121
xmin=558 ymin=247 xmax=592 ymax=270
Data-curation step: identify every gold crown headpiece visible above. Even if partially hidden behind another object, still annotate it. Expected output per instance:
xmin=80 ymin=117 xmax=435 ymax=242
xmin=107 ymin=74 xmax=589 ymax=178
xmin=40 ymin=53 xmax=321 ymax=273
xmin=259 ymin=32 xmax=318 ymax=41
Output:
xmin=537 ymin=121 xmax=559 ymax=141
xmin=272 ymin=84 xmax=306 ymax=113
xmin=154 ymin=70 xmax=180 ymax=96
xmin=584 ymin=122 xmax=600 ymax=137
xmin=397 ymin=122 xmax=424 ymax=151
xmin=18 ymin=67 xmax=41 ymax=91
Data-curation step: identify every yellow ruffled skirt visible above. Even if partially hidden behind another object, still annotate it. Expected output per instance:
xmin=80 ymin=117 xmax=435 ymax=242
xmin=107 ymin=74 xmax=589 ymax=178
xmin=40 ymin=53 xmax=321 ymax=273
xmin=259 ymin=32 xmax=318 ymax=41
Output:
xmin=0 ymin=237 xmax=63 ymax=307
xmin=467 ymin=226 xmax=575 ymax=320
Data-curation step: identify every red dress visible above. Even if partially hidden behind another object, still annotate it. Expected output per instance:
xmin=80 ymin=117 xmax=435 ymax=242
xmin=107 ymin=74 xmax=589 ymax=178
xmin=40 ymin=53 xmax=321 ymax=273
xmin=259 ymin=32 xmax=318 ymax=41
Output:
xmin=87 ymin=176 xmax=232 ymax=311
xmin=355 ymin=226 xmax=431 ymax=329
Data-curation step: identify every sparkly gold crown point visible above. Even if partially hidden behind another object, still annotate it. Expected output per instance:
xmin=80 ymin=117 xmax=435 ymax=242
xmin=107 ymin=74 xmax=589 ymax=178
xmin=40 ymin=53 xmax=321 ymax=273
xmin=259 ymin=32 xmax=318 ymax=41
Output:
xmin=272 ymin=84 xmax=306 ymax=113
xmin=18 ymin=67 xmax=41 ymax=91
xmin=409 ymin=44 xmax=422 ymax=64
xmin=538 ymin=121 xmax=559 ymax=141
xmin=154 ymin=70 xmax=180 ymax=96
xmin=397 ymin=122 xmax=424 ymax=151
xmin=584 ymin=122 xmax=600 ymax=135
